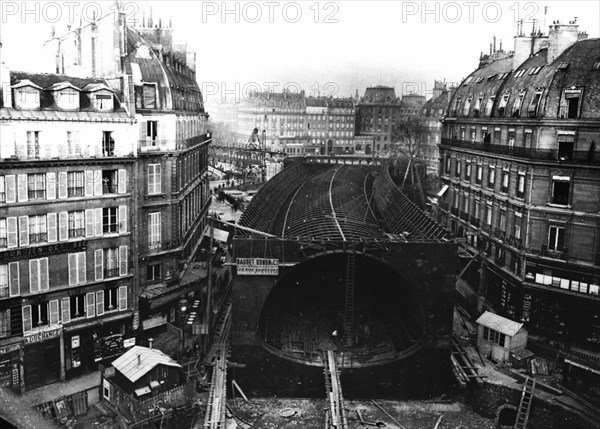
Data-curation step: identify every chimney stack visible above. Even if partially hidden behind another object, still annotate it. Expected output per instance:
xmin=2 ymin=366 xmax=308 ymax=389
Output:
xmin=148 ymin=338 xmax=153 ymax=349
xmin=137 ymin=354 xmax=141 ymax=366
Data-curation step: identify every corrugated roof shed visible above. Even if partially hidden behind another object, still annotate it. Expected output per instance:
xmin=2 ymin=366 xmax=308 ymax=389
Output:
xmin=112 ymin=346 xmax=181 ymax=383
xmin=476 ymin=311 xmax=524 ymax=337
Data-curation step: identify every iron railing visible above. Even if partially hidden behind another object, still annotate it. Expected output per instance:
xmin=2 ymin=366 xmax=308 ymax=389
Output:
xmin=441 ymin=138 xmax=600 ymax=164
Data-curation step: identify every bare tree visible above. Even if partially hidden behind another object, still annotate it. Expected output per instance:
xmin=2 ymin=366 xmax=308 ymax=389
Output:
xmin=390 ymin=117 xmax=429 ymax=207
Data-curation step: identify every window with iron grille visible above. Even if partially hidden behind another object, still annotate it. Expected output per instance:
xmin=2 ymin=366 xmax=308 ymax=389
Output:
xmin=68 ymin=211 xmax=85 ymax=238
xmin=29 ymin=215 xmax=47 ymax=244
xmin=104 ymin=248 xmax=119 ymax=279
xmin=27 ymin=174 xmax=46 ymax=200
xmin=67 ymin=171 xmax=84 ymax=197
xmin=0 ymin=176 xmax=5 ymax=203
xmin=102 ymin=170 xmax=118 ymax=194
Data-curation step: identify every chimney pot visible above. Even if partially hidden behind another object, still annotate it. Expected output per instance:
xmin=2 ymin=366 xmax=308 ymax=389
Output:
xmin=137 ymin=354 xmax=141 ymax=366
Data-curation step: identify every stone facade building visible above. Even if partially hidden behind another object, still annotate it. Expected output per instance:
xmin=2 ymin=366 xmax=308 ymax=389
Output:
xmin=438 ymin=21 xmax=600 ymax=349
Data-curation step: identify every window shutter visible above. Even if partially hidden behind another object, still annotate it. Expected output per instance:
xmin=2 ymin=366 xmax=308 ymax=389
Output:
xmin=61 ymin=297 xmax=71 ymax=323
xmin=47 ymin=213 xmax=57 ymax=243
xmin=40 ymin=258 xmax=49 ymax=291
xmin=19 ymin=216 xmax=29 ymax=246
xmin=85 ymin=209 xmax=94 ymax=237
xmin=118 ymin=169 xmax=127 ymax=194
xmin=86 ymin=292 xmax=95 ymax=318
xmin=46 ymin=173 xmax=56 ymax=200
xmin=17 ymin=174 xmax=27 ymax=202
xmin=119 ymin=246 xmax=128 ymax=276
xmin=8 ymin=262 xmax=19 ymax=297
xmin=58 ymin=172 xmax=67 ymax=199
xmin=77 ymin=252 xmax=86 ymax=285
xmin=49 ymin=300 xmax=59 ymax=325
xmin=59 ymin=212 xmax=68 ymax=241
xmin=118 ymin=286 xmax=127 ymax=311
xmin=95 ymin=208 xmax=103 ymax=237
xmin=6 ymin=217 xmax=18 ymax=248
xmin=96 ymin=291 xmax=105 ymax=316
xmin=84 ymin=171 xmax=94 ymax=197
xmin=95 ymin=249 xmax=104 ymax=281
xmin=118 ymin=205 xmax=127 ymax=233
xmin=29 ymin=259 xmax=39 ymax=293
xmin=68 ymin=253 xmax=77 ymax=286
xmin=22 ymin=305 xmax=32 ymax=333
xmin=94 ymin=170 xmax=103 ymax=196
xmin=5 ymin=175 xmax=16 ymax=203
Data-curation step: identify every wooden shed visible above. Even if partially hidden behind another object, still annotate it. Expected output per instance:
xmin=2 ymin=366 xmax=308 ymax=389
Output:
xmin=110 ymin=346 xmax=184 ymax=399
xmin=476 ymin=311 xmax=528 ymax=364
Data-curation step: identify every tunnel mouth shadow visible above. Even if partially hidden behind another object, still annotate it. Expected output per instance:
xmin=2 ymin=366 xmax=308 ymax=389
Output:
xmin=257 ymin=252 xmax=427 ymax=369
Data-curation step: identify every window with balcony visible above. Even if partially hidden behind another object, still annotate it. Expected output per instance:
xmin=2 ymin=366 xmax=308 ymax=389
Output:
xmin=67 ymin=171 xmax=84 ymax=197
xmin=557 ymin=135 xmax=575 ymax=160
xmin=103 ymin=248 xmax=120 ymax=279
xmin=547 ymin=225 xmax=565 ymax=252
xmin=148 ymin=212 xmax=162 ymax=251
xmin=498 ymin=210 xmax=506 ymax=232
xmin=0 ymin=176 xmax=5 ymax=203
xmin=470 ymin=128 xmax=476 ymax=142
xmin=0 ymin=265 xmax=7 ymax=298
xmin=487 ymin=167 xmax=495 ymax=188
xmin=551 ymin=176 xmax=570 ymax=205
xmin=102 ymin=170 xmax=118 ymax=194
xmin=493 ymin=128 xmax=502 ymax=145
xmin=508 ymin=130 xmax=515 ymax=147
xmin=27 ymin=174 xmax=46 ymax=200
xmin=69 ymin=294 xmax=86 ymax=319
xmin=68 ymin=211 xmax=85 ymax=238
xmin=29 ymin=215 xmax=47 ymax=244
xmin=148 ymin=164 xmax=162 ymax=195
xmin=473 ymin=200 xmax=481 ymax=220
xmin=102 ymin=132 xmax=115 ymax=157
xmin=148 ymin=262 xmax=162 ymax=282
xmin=501 ymin=170 xmax=510 ymax=193
xmin=26 ymin=131 xmax=40 ymax=159
xmin=524 ymin=130 xmax=532 ymax=148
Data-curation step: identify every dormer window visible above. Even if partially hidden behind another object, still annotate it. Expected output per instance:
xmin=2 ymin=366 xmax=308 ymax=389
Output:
xmin=497 ymin=93 xmax=510 ymax=117
xmin=12 ymin=80 xmax=42 ymax=109
xmin=528 ymin=91 xmax=543 ymax=118
xmin=47 ymin=82 xmax=81 ymax=110
xmin=559 ymin=88 xmax=582 ymax=119
xmin=485 ymin=95 xmax=496 ymax=117
xmin=512 ymin=91 xmax=526 ymax=117
xmin=462 ymin=97 xmax=472 ymax=116
xmin=83 ymin=84 xmax=115 ymax=112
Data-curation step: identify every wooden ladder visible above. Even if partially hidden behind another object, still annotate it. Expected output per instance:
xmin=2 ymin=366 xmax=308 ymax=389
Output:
xmin=343 ymin=250 xmax=355 ymax=348
xmin=514 ymin=376 xmax=536 ymax=429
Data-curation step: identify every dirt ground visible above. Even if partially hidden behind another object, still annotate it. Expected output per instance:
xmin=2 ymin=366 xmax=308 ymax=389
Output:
xmin=227 ymin=398 xmax=496 ymax=429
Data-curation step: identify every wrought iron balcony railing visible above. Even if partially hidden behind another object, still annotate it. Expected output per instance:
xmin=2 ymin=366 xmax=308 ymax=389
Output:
xmin=441 ymin=138 xmax=600 ymax=164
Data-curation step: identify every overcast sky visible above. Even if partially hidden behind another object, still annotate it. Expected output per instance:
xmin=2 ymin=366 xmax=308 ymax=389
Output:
xmin=1 ymin=1 xmax=599 ymax=105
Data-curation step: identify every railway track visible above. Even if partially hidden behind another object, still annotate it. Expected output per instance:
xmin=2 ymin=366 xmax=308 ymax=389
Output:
xmin=323 ymin=351 xmax=348 ymax=429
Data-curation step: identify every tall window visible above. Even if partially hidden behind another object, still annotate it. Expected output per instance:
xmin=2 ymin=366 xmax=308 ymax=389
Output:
xmin=560 ymin=89 xmax=582 ymax=119
xmin=67 ymin=171 xmax=84 ymax=197
xmin=27 ymin=174 xmax=46 ymax=200
xmin=551 ymin=176 xmax=570 ymax=205
xmin=514 ymin=213 xmax=522 ymax=239
xmin=0 ymin=309 xmax=9 ymax=338
xmin=147 ymin=121 xmax=158 ymax=146
xmin=148 ymin=262 xmax=161 ymax=282
xmin=68 ymin=252 xmax=86 ymax=286
xmin=102 ymin=170 xmax=118 ymax=194
xmin=0 ymin=176 xmax=5 ymax=203
xmin=558 ymin=135 xmax=575 ymax=161
xmin=501 ymin=169 xmax=510 ymax=193
xmin=29 ymin=215 xmax=47 ymax=244
xmin=0 ymin=264 xmax=8 ymax=298
xmin=486 ymin=203 xmax=493 ymax=225
xmin=0 ymin=218 xmax=6 ymax=249
xmin=68 ymin=211 xmax=85 ymax=238
xmin=143 ymin=84 xmax=157 ymax=109
xmin=487 ymin=167 xmax=495 ymax=188
xmin=104 ymin=248 xmax=119 ymax=278
xmin=102 ymin=132 xmax=115 ymax=157
xmin=148 ymin=164 xmax=162 ymax=195
xmin=103 ymin=207 xmax=118 ymax=233
xmin=476 ymin=164 xmax=483 ymax=185
xmin=465 ymin=161 xmax=472 ymax=181
xmin=548 ymin=225 xmax=565 ymax=252
xmin=26 ymin=131 xmax=40 ymax=159
xmin=528 ymin=92 xmax=542 ymax=117
xmin=148 ymin=213 xmax=162 ymax=251
xmin=517 ymin=173 xmax=525 ymax=199
xmin=67 ymin=131 xmax=82 ymax=157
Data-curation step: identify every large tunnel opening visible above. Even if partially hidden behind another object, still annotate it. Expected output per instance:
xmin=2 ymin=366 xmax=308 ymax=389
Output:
xmin=257 ymin=253 xmax=426 ymax=368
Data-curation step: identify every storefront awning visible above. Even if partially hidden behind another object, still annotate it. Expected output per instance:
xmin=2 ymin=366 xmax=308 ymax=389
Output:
xmin=204 ymin=227 xmax=230 ymax=243
xmin=437 ymin=184 xmax=449 ymax=197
